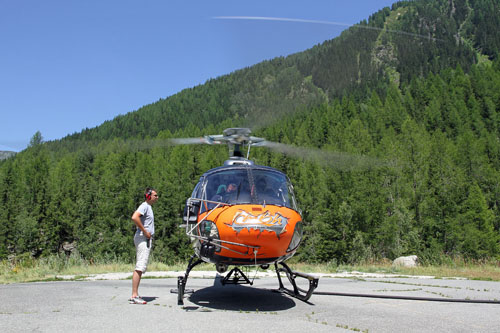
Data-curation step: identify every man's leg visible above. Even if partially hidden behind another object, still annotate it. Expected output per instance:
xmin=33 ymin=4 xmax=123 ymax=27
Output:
xmin=132 ymin=270 xmax=142 ymax=298
xmin=130 ymin=234 xmax=150 ymax=303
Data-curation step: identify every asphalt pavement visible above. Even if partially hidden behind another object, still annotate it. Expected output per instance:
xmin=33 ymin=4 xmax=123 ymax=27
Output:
xmin=1 ymin=272 xmax=500 ymax=332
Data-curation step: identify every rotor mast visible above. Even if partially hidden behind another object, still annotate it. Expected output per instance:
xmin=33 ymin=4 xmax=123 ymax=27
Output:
xmin=218 ymin=128 xmax=260 ymax=160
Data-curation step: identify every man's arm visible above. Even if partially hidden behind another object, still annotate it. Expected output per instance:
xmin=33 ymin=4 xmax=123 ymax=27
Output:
xmin=132 ymin=211 xmax=151 ymax=239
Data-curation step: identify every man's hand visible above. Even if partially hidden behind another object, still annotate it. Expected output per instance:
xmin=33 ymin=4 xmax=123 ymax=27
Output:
xmin=132 ymin=211 xmax=151 ymax=238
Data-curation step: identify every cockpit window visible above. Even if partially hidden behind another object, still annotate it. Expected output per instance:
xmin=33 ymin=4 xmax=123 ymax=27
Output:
xmin=190 ymin=178 xmax=203 ymax=199
xmin=200 ymin=168 xmax=297 ymax=210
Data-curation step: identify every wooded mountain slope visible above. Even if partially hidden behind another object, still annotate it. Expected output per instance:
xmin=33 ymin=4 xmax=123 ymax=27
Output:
xmin=1 ymin=0 xmax=499 ymax=263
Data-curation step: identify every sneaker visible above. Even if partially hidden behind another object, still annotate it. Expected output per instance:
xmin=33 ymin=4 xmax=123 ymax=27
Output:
xmin=129 ymin=296 xmax=147 ymax=304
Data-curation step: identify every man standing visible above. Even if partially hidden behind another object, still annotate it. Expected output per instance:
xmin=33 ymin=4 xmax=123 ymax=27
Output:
xmin=129 ymin=187 xmax=158 ymax=304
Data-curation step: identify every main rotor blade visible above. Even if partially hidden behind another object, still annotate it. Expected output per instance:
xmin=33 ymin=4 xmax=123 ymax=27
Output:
xmin=169 ymin=137 xmax=211 ymax=145
xmin=261 ymin=141 xmax=388 ymax=171
xmin=213 ymin=16 xmax=443 ymax=42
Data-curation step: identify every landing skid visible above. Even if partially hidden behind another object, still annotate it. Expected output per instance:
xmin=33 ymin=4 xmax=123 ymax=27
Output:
xmin=171 ymin=255 xmax=203 ymax=305
xmin=172 ymin=257 xmax=319 ymax=305
xmin=275 ymin=262 xmax=319 ymax=302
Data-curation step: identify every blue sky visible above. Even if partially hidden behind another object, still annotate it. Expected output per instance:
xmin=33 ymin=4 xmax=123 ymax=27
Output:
xmin=0 ymin=0 xmax=396 ymax=152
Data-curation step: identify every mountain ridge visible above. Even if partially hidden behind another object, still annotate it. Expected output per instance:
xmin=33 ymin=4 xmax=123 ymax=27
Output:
xmin=47 ymin=0 xmax=499 ymax=147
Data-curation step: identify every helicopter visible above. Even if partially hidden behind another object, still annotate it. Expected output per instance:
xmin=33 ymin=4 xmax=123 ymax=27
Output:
xmin=172 ymin=127 xmax=319 ymax=305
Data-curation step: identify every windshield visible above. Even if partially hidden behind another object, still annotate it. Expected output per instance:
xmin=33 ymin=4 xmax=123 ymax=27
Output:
xmin=201 ymin=168 xmax=297 ymax=209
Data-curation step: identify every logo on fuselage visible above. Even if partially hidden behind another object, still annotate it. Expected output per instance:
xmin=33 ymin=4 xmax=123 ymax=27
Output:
xmin=228 ymin=210 xmax=288 ymax=237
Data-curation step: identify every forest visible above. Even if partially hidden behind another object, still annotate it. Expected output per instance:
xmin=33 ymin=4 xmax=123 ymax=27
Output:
xmin=1 ymin=0 xmax=500 ymax=264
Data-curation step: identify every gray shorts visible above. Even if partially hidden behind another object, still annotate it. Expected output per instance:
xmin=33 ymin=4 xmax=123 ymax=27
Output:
xmin=134 ymin=233 xmax=152 ymax=273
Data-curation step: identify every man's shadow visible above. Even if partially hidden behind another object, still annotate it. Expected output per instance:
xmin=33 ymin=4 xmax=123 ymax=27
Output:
xmin=186 ymin=276 xmax=297 ymax=312
xmin=142 ymin=296 xmax=158 ymax=303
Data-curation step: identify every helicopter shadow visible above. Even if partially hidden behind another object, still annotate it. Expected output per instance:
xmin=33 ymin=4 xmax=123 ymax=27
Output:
xmin=187 ymin=276 xmax=297 ymax=312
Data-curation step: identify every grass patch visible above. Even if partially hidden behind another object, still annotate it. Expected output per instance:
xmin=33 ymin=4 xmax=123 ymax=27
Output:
xmin=0 ymin=253 xmax=213 ymax=284
xmin=1 ymin=254 xmax=499 ymax=284
xmin=290 ymin=258 xmax=500 ymax=281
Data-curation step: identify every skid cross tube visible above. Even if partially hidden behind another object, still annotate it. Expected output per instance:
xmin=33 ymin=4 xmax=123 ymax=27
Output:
xmin=275 ymin=262 xmax=319 ymax=302
xmin=221 ymin=267 xmax=253 ymax=286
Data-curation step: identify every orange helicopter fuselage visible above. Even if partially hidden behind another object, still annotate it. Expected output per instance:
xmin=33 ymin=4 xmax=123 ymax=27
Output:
xmin=196 ymin=204 xmax=302 ymax=265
